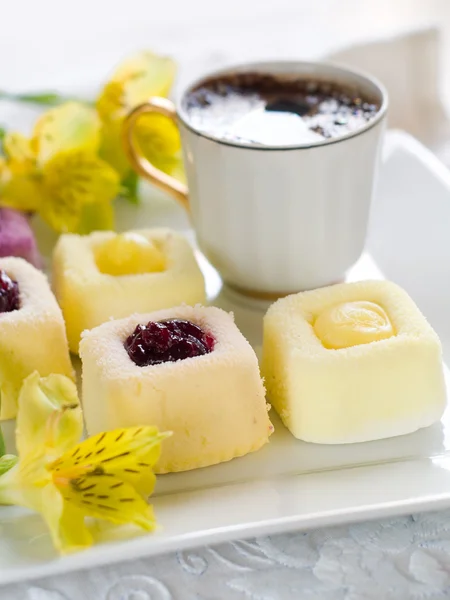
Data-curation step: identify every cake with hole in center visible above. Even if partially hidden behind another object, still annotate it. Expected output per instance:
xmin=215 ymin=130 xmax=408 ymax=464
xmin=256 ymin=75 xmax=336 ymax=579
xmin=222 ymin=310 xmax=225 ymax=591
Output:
xmin=80 ymin=305 xmax=273 ymax=473
xmin=0 ymin=257 xmax=74 ymax=419
xmin=52 ymin=228 xmax=206 ymax=353
xmin=262 ymin=280 xmax=447 ymax=443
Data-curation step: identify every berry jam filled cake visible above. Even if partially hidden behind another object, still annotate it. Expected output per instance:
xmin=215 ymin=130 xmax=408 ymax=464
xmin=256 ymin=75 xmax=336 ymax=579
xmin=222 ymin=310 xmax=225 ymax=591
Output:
xmin=80 ymin=305 xmax=273 ymax=473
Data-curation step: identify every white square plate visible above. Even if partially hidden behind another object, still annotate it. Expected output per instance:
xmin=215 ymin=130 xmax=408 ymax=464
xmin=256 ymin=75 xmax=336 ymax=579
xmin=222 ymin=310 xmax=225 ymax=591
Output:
xmin=1 ymin=129 xmax=450 ymax=586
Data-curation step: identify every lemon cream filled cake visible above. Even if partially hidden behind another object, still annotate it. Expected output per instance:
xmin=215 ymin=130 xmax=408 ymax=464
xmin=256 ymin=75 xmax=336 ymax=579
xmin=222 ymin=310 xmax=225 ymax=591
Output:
xmin=80 ymin=305 xmax=273 ymax=473
xmin=53 ymin=229 xmax=206 ymax=353
xmin=0 ymin=257 xmax=74 ymax=419
xmin=262 ymin=280 xmax=446 ymax=443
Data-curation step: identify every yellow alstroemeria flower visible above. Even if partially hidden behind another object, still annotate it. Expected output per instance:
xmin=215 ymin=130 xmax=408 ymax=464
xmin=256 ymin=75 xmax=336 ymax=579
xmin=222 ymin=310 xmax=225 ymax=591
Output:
xmin=0 ymin=102 xmax=120 ymax=233
xmin=96 ymin=51 xmax=184 ymax=185
xmin=32 ymin=101 xmax=101 ymax=165
xmin=40 ymin=148 xmax=119 ymax=232
xmin=134 ymin=112 xmax=183 ymax=178
xmin=97 ymin=51 xmax=176 ymax=122
xmin=0 ymin=133 xmax=43 ymax=212
xmin=0 ymin=372 xmax=170 ymax=553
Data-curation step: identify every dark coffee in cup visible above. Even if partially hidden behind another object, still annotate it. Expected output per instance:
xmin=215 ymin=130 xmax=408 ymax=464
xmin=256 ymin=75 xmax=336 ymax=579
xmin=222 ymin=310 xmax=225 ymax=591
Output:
xmin=184 ymin=72 xmax=380 ymax=146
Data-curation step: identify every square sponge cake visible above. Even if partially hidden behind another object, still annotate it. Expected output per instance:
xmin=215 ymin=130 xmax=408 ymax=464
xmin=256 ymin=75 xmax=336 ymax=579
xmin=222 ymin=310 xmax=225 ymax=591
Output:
xmin=262 ymin=280 xmax=446 ymax=443
xmin=80 ymin=305 xmax=273 ymax=473
xmin=0 ymin=257 xmax=74 ymax=420
xmin=53 ymin=228 xmax=206 ymax=353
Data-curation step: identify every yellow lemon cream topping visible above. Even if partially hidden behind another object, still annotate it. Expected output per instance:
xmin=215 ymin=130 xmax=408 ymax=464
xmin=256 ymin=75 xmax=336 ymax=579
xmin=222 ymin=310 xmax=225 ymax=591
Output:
xmin=95 ymin=232 xmax=166 ymax=276
xmin=313 ymin=301 xmax=394 ymax=349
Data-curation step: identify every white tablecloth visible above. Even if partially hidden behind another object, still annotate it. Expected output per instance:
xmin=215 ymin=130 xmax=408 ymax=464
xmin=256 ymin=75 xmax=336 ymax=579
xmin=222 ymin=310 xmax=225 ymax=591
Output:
xmin=5 ymin=509 xmax=450 ymax=599
xmin=2 ymin=5 xmax=450 ymax=598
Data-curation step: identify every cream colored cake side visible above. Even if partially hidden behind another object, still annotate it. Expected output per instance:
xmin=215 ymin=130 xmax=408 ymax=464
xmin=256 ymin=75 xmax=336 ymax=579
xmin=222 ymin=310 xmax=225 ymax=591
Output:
xmin=52 ymin=235 xmax=98 ymax=354
xmin=53 ymin=229 xmax=207 ymax=353
xmin=80 ymin=305 xmax=273 ymax=473
xmin=285 ymin=336 xmax=445 ymax=443
xmin=262 ymin=312 xmax=292 ymax=426
xmin=0 ymin=257 xmax=74 ymax=419
xmin=262 ymin=280 xmax=447 ymax=443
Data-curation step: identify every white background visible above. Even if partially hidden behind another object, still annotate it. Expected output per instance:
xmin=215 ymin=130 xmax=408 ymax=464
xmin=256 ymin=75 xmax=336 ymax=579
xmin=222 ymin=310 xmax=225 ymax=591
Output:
xmin=0 ymin=0 xmax=449 ymax=95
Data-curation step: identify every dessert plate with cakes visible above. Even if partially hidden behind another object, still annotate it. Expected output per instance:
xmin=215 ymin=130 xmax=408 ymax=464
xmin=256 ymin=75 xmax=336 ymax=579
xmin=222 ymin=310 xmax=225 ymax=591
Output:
xmin=0 ymin=58 xmax=450 ymax=586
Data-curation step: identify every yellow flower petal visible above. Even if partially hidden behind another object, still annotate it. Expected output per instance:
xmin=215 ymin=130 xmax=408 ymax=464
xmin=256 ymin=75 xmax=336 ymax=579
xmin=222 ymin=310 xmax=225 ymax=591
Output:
xmin=135 ymin=112 xmax=181 ymax=161
xmin=53 ymin=473 xmax=156 ymax=531
xmin=122 ymin=56 xmax=176 ymax=107
xmin=43 ymin=149 xmax=120 ymax=205
xmin=0 ymin=426 xmax=169 ymax=553
xmin=0 ymin=449 xmax=91 ymax=553
xmin=49 ymin=427 xmax=170 ymax=497
xmin=100 ymin=117 xmax=185 ymax=181
xmin=16 ymin=372 xmax=82 ymax=459
xmin=144 ymin=152 xmax=186 ymax=180
xmin=40 ymin=150 xmax=120 ymax=233
xmin=32 ymin=102 xmax=101 ymax=165
xmin=0 ymin=447 xmax=51 ymax=506
xmin=39 ymin=484 xmax=93 ymax=553
xmin=96 ymin=82 xmax=126 ymax=123
xmin=98 ymin=120 xmax=131 ymax=178
xmin=113 ymin=51 xmax=175 ymax=90
xmin=0 ymin=167 xmax=44 ymax=212
xmin=168 ymin=154 xmax=186 ymax=183
xmin=39 ymin=189 xmax=82 ymax=234
xmin=96 ymin=51 xmax=176 ymax=182
xmin=0 ymin=136 xmax=43 ymax=212
xmin=3 ymin=133 xmax=34 ymax=163
xmin=97 ymin=51 xmax=176 ymax=120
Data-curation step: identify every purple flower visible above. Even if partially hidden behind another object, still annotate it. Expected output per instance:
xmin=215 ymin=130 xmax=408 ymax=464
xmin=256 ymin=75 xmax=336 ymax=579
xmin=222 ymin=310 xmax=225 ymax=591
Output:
xmin=0 ymin=208 xmax=42 ymax=268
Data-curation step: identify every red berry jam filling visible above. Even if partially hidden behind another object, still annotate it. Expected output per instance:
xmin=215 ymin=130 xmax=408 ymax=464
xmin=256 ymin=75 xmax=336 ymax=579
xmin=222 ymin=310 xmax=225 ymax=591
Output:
xmin=0 ymin=270 xmax=19 ymax=313
xmin=125 ymin=318 xmax=215 ymax=367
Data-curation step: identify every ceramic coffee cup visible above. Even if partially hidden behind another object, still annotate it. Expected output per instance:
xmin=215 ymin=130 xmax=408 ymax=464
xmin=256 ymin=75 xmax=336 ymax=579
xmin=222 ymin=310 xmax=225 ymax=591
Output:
xmin=122 ymin=61 xmax=388 ymax=298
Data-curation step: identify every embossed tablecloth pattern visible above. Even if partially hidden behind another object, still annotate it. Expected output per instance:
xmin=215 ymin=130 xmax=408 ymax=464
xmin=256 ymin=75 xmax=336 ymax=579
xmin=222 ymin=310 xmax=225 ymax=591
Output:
xmin=2 ymin=18 xmax=450 ymax=600
xmin=5 ymin=511 xmax=450 ymax=599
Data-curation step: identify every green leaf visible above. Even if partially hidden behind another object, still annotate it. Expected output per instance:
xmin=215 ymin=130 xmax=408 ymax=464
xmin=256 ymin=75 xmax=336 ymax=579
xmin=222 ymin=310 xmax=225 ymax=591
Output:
xmin=120 ymin=170 xmax=140 ymax=204
xmin=13 ymin=92 xmax=67 ymax=105
xmin=0 ymin=127 xmax=6 ymax=155
xmin=0 ymin=455 xmax=18 ymax=476
xmin=0 ymin=426 xmax=5 ymax=457
xmin=0 ymin=91 xmax=93 ymax=107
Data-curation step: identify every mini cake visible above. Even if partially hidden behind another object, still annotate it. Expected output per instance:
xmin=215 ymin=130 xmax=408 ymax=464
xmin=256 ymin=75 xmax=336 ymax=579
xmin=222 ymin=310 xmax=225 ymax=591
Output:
xmin=0 ymin=257 xmax=74 ymax=419
xmin=80 ymin=305 xmax=273 ymax=473
xmin=52 ymin=229 xmax=206 ymax=353
xmin=262 ymin=280 xmax=446 ymax=443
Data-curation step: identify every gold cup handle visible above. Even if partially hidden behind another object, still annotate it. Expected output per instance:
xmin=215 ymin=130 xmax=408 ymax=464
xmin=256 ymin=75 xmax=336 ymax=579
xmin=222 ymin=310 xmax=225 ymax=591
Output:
xmin=122 ymin=97 xmax=189 ymax=211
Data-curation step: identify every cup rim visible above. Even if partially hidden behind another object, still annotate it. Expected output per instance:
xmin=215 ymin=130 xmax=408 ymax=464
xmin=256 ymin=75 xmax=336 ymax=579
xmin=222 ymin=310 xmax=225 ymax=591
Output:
xmin=176 ymin=59 xmax=388 ymax=151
